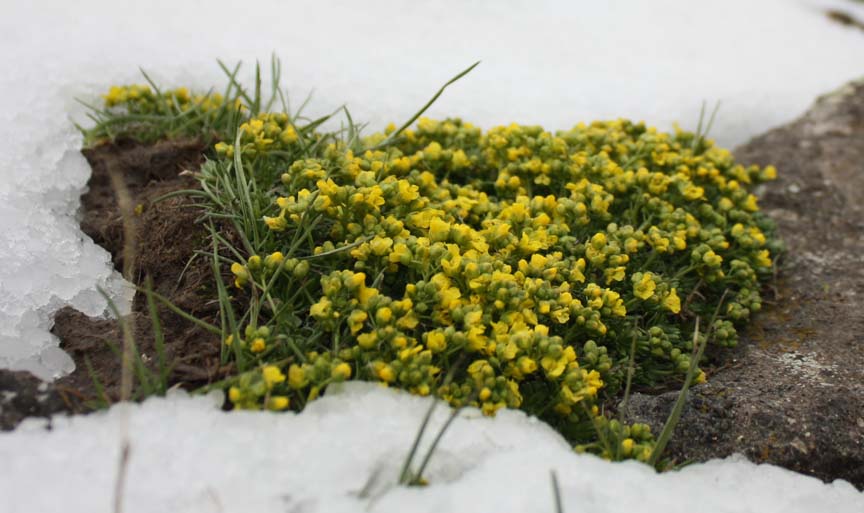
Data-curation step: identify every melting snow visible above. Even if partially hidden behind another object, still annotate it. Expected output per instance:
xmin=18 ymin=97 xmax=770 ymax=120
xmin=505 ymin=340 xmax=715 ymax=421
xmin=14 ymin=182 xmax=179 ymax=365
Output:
xmin=1 ymin=1 xmax=863 ymax=510
xmin=2 ymin=383 xmax=862 ymax=513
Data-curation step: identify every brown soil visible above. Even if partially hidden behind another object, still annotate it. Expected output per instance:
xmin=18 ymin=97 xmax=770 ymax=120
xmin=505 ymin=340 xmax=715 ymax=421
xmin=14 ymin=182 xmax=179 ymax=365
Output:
xmin=50 ymin=138 xmax=231 ymax=409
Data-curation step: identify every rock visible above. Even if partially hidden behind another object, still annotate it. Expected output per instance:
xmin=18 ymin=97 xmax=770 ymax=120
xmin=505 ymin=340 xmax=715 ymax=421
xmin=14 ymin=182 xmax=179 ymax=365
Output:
xmin=625 ymin=79 xmax=864 ymax=489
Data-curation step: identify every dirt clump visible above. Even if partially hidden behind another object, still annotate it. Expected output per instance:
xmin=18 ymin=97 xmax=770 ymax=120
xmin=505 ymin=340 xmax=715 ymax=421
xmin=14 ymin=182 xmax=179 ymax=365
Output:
xmin=0 ymin=370 xmax=71 ymax=430
xmin=49 ymin=138 xmax=231 ymax=411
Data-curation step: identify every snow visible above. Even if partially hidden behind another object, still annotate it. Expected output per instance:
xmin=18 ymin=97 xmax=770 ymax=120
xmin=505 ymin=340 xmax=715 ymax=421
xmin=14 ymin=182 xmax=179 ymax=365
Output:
xmin=1 ymin=0 xmax=863 ymax=510
xmin=1 ymin=382 xmax=862 ymax=513
xmin=2 ymin=0 xmax=864 ymax=378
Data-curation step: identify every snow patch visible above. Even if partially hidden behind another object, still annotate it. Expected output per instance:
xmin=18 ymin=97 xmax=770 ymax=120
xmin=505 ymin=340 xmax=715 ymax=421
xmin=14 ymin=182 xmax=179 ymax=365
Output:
xmin=1 ymin=2 xmax=864 ymax=509
xmin=1 ymin=383 xmax=861 ymax=513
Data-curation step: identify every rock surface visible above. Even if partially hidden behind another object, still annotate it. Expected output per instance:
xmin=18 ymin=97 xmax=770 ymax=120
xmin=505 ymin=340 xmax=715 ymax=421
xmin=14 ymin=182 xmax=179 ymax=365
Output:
xmin=626 ymin=79 xmax=864 ymax=489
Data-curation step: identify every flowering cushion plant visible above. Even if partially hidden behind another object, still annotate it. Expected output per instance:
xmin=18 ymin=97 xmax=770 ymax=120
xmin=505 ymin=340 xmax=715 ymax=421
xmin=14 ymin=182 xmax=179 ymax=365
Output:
xmin=94 ymin=80 xmax=780 ymax=463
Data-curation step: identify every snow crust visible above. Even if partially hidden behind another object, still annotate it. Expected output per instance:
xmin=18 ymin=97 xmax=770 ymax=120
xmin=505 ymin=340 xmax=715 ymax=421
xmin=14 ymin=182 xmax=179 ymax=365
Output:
xmin=2 ymin=0 xmax=864 ymax=377
xmin=1 ymin=2 xmax=863 ymax=510
xmin=1 ymin=383 xmax=861 ymax=513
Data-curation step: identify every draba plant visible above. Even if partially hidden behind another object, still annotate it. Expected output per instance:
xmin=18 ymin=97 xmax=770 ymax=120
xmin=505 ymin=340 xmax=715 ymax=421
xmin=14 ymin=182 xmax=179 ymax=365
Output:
xmin=86 ymin=61 xmax=780 ymax=463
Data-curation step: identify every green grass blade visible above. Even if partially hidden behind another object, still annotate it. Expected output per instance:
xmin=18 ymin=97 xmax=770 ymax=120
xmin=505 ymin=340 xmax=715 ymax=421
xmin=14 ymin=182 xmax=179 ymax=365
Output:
xmin=368 ymin=61 xmax=480 ymax=151
xmin=648 ymin=317 xmax=702 ymax=467
xmin=144 ymin=277 xmax=170 ymax=394
xmin=84 ymin=356 xmax=111 ymax=409
xmin=132 ymin=285 xmax=221 ymax=335
xmin=648 ymin=289 xmax=729 ymax=467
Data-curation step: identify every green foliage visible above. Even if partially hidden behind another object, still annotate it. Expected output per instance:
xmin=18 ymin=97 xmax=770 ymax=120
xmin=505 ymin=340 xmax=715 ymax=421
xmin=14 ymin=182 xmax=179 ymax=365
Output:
xmin=82 ymin=60 xmax=781 ymax=465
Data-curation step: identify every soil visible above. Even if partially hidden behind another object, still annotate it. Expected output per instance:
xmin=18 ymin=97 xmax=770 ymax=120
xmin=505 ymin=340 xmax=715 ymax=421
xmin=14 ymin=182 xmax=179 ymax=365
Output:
xmin=1 ymin=82 xmax=862 ymax=489
xmin=51 ymin=138 xmax=229 ymax=411
xmin=0 ymin=370 xmax=70 ymax=430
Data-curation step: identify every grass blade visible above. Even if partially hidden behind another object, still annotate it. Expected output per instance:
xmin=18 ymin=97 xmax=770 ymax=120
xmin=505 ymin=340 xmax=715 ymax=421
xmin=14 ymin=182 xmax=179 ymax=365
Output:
xmin=368 ymin=61 xmax=480 ymax=151
xmin=648 ymin=289 xmax=729 ymax=467
xmin=144 ymin=277 xmax=170 ymax=394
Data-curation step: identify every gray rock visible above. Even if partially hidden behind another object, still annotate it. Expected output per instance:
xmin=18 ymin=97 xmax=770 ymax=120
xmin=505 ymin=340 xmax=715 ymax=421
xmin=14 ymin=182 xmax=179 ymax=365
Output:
xmin=625 ymin=79 xmax=864 ymax=489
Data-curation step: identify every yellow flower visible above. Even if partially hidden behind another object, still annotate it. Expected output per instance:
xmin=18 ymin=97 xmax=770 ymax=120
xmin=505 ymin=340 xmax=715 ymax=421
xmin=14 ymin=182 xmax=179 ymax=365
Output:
xmin=633 ymin=273 xmax=656 ymax=300
xmin=310 ymin=297 xmax=333 ymax=320
xmin=264 ymin=215 xmax=287 ymax=231
xmin=425 ymin=331 xmax=447 ymax=352
xmin=438 ymin=285 xmax=462 ymax=310
xmin=230 ymin=262 xmax=249 ymax=288
xmin=267 ymin=396 xmax=290 ymax=411
xmin=663 ymin=288 xmax=682 ymax=314
xmin=397 ymin=313 xmax=419 ymax=330
xmin=389 ymin=243 xmax=412 ymax=265
xmin=369 ymin=236 xmax=393 ymax=256
xmin=463 ymin=310 xmax=483 ymax=326
xmin=754 ymin=249 xmax=772 ymax=268
xmin=250 ymin=338 xmax=266 ymax=353
xmin=288 ymin=364 xmax=307 ymax=389
xmin=396 ymin=180 xmax=420 ymax=202
xmin=265 ymin=251 xmax=284 ymax=268
xmin=228 ymin=386 xmax=242 ymax=403
xmin=357 ymin=286 xmax=379 ymax=308
xmin=429 ymin=217 xmax=451 ymax=242
xmin=357 ymin=332 xmax=378 ymax=349
xmin=517 ymin=356 xmax=537 ymax=375
xmin=348 ymin=272 xmax=366 ymax=289
xmin=604 ymin=266 xmax=626 ymax=284
xmin=214 ymin=142 xmax=234 ymax=158
xmin=682 ymin=184 xmax=704 ymax=200
xmin=280 ymin=126 xmax=298 ymax=144
xmin=380 ymin=366 xmax=396 ymax=382
xmin=742 ymin=194 xmax=759 ymax=212
xmin=103 ymin=85 xmax=127 ymax=106
xmin=441 ymin=253 xmax=462 ymax=275
xmin=703 ymin=250 xmax=723 ymax=267
xmin=541 ymin=346 xmax=576 ymax=378
xmin=452 ymin=149 xmax=471 ymax=169
xmin=590 ymin=232 xmax=607 ymax=249
xmin=551 ymin=308 xmax=570 ymax=323
xmin=375 ymin=307 xmax=393 ymax=324
xmin=348 ymin=310 xmax=368 ymax=334
xmin=621 ymin=438 xmax=634 ymax=456
xmin=331 ymin=362 xmax=352 ymax=380
xmin=423 ymin=141 xmax=443 ymax=160
xmin=262 ymin=365 xmax=286 ymax=388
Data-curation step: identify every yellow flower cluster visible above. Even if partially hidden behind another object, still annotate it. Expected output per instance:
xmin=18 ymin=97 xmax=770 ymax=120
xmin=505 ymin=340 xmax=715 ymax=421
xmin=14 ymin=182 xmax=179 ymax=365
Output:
xmin=95 ymin=76 xmax=780 ymax=461
xmin=214 ymin=112 xmax=299 ymax=159
xmin=103 ymin=84 xmax=240 ymax=116
xmin=103 ymin=84 xmax=155 ymax=107
xmin=229 ymin=364 xmax=290 ymax=411
xmin=576 ymin=417 xmax=655 ymax=462
xmin=220 ymin=116 xmax=778 ymax=460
